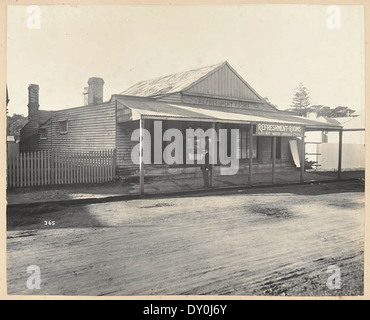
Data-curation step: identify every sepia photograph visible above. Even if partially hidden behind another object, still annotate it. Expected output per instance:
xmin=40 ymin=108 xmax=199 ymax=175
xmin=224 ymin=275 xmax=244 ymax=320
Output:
xmin=3 ymin=2 xmax=366 ymax=298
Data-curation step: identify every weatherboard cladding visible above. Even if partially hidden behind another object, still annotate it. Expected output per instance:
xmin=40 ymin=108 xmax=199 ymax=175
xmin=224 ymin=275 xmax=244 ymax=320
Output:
xmin=120 ymin=61 xmax=269 ymax=111
xmin=20 ymin=117 xmax=40 ymax=145
xmin=20 ymin=110 xmax=52 ymax=152
xmin=47 ymin=102 xmax=117 ymax=152
xmin=20 ymin=110 xmax=51 ymax=140
xmin=38 ymin=124 xmax=52 ymax=150
xmin=116 ymin=120 xmax=145 ymax=171
xmin=185 ymin=63 xmax=260 ymax=101
xmin=155 ymin=93 xmax=183 ymax=103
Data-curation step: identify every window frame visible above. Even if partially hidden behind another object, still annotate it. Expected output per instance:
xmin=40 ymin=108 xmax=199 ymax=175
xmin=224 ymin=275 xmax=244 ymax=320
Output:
xmin=39 ymin=128 xmax=48 ymax=140
xmin=58 ymin=119 xmax=68 ymax=134
xmin=236 ymin=126 xmax=257 ymax=160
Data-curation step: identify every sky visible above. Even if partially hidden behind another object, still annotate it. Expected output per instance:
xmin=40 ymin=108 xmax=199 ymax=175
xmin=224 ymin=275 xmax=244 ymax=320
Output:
xmin=6 ymin=4 xmax=365 ymax=116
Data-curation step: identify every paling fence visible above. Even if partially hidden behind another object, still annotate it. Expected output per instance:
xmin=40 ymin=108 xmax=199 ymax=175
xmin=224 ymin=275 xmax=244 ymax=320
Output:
xmin=7 ymin=149 xmax=116 ymax=188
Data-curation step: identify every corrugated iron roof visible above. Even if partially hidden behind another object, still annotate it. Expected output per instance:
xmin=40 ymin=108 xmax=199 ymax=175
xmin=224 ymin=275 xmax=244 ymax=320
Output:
xmin=316 ymin=116 xmax=341 ymax=125
xmin=120 ymin=62 xmax=225 ymax=97
xmin=116 ymin=98 xmax=342 ymax=130
xmin=332 ymin=114 xmax=365 ymax=129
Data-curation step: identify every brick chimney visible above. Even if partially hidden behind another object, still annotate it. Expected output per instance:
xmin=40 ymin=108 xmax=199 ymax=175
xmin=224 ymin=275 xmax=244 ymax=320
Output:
xmin=86 ymin=77 xmax=104 ymax=105
xmin=27 ymin=84 xmax=39 ymax=119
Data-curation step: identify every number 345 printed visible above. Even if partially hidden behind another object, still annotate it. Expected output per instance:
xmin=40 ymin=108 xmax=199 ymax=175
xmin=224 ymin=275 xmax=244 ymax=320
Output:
xmin=44 ymin=221 xmax=56 ymax=226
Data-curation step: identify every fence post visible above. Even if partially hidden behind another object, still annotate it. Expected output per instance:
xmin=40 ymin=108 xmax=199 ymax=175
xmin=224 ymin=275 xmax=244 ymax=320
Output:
xmin=27 ymin=152 xmax=30 ymax=187
xmin=20 ymin=153 xmax=23 ymax=187
xmin=113 ymin=148 xmax=117 ymax=180
xmin=9 ymin=148 xmax=120 ymax=188
xmin=16 ymin=154 xmax=19 ymax=187
xmin=8 ymin=156 xmax=11 ymax=187
xmin=50 ymin=149 xmax=55 ymax=185
xmin=102 ymin=150 xmax=105 ymax=182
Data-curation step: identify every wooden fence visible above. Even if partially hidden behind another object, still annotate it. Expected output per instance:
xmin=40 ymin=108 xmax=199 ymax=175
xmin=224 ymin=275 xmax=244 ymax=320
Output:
xmin=7 ymin=149 xmax=116 ymax=188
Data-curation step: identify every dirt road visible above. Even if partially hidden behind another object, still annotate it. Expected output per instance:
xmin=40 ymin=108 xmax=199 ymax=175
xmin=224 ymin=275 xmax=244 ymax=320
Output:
xmin=7 ymin=180 xmax=365 ymax=296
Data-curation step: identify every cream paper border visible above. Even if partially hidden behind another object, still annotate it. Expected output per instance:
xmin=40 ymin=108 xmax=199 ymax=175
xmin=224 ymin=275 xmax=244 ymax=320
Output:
xmin=0 ymin=0 xmax=368 ymax=301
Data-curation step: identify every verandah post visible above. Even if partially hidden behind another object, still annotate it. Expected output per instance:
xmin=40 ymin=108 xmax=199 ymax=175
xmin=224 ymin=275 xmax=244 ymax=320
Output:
xmin=338 ymin=129 xmax=343 ymax=180
xmin=300 ymin=127 xmax=306 ymax=183
xmin=210 ymin=122 xmax=216 ymax=188
xmin=272 ymin=136 xmax=276 ymax=184
xmin=139 ymin=116 xmax=145 ymax=195
xmin=248 ymin=124 xmax=253 ymax=184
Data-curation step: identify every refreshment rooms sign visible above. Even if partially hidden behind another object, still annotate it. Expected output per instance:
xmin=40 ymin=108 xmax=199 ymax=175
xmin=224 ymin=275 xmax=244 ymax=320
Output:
xmin=256 ymin=123 xmax=304 ymax=137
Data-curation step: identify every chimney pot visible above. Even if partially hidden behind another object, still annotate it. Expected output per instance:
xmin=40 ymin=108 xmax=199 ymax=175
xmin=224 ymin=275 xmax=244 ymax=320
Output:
xmin=87 ymin=77 xmax=104 ymax=105
xmin=83 ymin=87 xmax=89 ymax=106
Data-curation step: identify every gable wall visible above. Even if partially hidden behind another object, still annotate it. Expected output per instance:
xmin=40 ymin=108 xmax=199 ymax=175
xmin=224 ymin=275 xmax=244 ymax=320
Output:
xmin=49 ymin=102 xmax=117 ymax=152
xmin=185 ymin=65 xmax=261 ymax=101
xmin=22 ymin=103 xmax=117 ymax=152
xmin=20 ymin=116 xmax=40 ymax=152
xmin=38 ymin=124 xmax=52 ymax=150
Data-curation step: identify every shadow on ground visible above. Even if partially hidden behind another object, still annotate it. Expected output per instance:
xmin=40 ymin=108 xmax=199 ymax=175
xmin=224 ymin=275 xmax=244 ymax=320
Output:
xmin=7 ymin=204 xmax=106 ymax=231
xmin=6 ymin=179 xmax=365 ymax=232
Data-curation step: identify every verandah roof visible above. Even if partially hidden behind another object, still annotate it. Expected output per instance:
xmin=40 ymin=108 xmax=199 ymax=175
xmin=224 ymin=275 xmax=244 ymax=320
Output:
xmin=116 ymin=97 xmax=342 ymax=131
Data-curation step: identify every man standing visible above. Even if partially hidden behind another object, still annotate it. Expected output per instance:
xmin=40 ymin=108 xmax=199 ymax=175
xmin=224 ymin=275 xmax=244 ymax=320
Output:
xmin=200 ymin=138 xmax=212 ymax=188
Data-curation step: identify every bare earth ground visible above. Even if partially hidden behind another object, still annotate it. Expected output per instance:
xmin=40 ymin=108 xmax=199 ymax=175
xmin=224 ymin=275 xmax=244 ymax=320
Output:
xmin=7 ymin=180 xmax=364 ymax=296
xmin=7 ymin=170 xmax=364 ymax=206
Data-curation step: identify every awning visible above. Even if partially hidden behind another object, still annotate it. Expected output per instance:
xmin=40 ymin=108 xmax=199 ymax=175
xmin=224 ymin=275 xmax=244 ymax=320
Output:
xmin=116 ymin=97 xmax=342 ymax=131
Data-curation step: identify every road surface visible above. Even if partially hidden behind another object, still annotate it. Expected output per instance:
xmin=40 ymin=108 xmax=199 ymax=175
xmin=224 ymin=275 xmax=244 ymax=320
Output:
xmin=7 ymin=180 xmax=364 ymax=296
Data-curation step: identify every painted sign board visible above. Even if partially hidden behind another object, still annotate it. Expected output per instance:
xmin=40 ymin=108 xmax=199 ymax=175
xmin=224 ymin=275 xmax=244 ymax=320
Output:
xmin=256 ymin=122 xmax=304 ymax=137
xmin=182 ymin=95 xmax=260 ymax=109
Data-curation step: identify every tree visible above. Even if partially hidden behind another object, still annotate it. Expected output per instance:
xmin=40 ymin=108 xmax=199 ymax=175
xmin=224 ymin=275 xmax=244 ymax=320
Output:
xmin=331 ymin=106 xmax=356 ymax=118
xmin=7 ymin=113 xmax=28 ymax=141
xmin=289 ymin=83 xmax=311 ymax=116
xmin=310 ymin=105 xmax=331 ymax=117
xmin=310 ymin=105 xmax=356 ymax=118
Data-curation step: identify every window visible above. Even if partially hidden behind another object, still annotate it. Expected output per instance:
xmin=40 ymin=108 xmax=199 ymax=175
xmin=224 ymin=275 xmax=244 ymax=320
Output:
xmin=186 ymin=122 xmax=211 ymax=163
xmin=217 ymin=125 xmax=257 ymax=161
xmin=39 ymin=128 xmax=47 ymax=140
xmin=59 ymin=120 xmax=68 ymax=134
xmin=236 ymin=127 xmax=257 ymax=159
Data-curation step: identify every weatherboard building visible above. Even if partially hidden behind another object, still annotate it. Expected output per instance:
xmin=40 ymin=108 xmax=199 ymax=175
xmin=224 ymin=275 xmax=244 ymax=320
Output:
xmin=20 ymin=61 xmax=343 ymax=190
